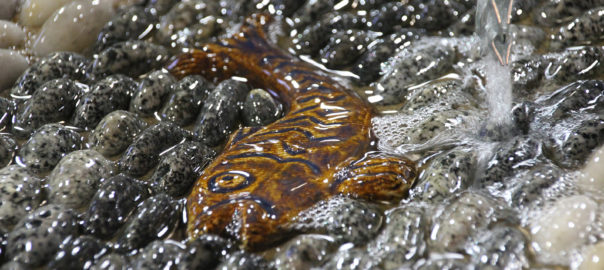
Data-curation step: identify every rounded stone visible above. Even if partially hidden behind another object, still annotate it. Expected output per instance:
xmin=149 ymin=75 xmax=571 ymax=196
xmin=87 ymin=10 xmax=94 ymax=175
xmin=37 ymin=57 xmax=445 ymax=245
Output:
xmin=160 ymin=75 xmax=213 ymax=126
xmin=130 ymin=70 xmax=176 ymax=116
xmin=89 ymin=110 xmax=148 ymax=157
xmin=0 ymin=165 xmax=43 ymax=231
xmin=242 ymin=88 xmax=283 ymax=127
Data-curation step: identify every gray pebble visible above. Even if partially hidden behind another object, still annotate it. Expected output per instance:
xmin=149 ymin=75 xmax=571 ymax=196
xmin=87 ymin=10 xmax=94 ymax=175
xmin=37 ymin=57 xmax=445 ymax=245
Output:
xmin=91 ymin=41 xmax=169 ymax=78
xmin=130 ymin=70 xmax=176 ymax=116
xmin=154 ymin=1 xmax=218 ymax=47
xmin=119 ymin=121 xmax=192 ymax=177
xmin=72 ymin=75 xmax=137 ymax=130
xmin=319 ymin=30 xmax=376 ymax=69
xmin=545 ymin=46 xmax=604 ymax=84
xmin=182 ymin=237 xmax=222 ymax=270
xmin=150 ymin=141 xmax=216 ymax=197
xmin=95 ymin=6 xmax=158 ymax=52
xmin=480 ymin=136 xmax=542 ymax=188
xmin=17 ymin=123 xmax=83 ymax=174
xmin=0 ymin=228 xmax=5 ymax=263
xmin=160 ymin=75 xmax=213 ymax=126
xmin=12 ymin=78 xmax=84 ymax=138
xmin=195 ymin=79 xmax=248 ymax=146
xmin=320 ymin=247 xmax=374 ymax=270
xmin=114 ymin=194 xmax=180 ymax=252
xmin=442 ymin=7 xmax=475 ymax=37
xmin=511 ymin=56 xmax=544 ymax=96
xmin=466 ymin=226 xmax=530 ymax=270
xmin=541 ymin=80 xmax=604 ymax=120
xmin=413 ymin=258 xmax=473 ymax=270
xmin=0 ymin=97 xmax=15 ymax=132
xmin=90 ymin=110 xmax=148 ymax=157
xmin=545 ymin=115 xmax=604 ymax=168
xmin=289 ymin=196 xmax=382 ymax=245
xmin=47 ymin=235 xmax=108 ymax=270
xmin=534 ymin=0 xmax=604 ymax=27
xmin=509 ymin=163 xmax=569 ymax=211
xmin=90 ymin=253 xmax=129 ymax=270
xmin=0 ymin=0 xmax=18 ymax=20
xmin=242 ymin=88 xmax=282 ymax=127
xmin=11 ymin=52 xmax=90 ymax=97
xmin=273 ymin=234 xmax=336 ymax=270
xmin=400 ymin=79 xmax=474 ymax=113
xmin=84 ymin=174 xmax=151 ymax=238
xmin=216 ymin=251 xmax=272 ymax=270
xmin=0 ymin=165 xmax=42 ymax=231
xmin=131 ymin=240 xmax=188 ymax=269
xmin=146 ymin=0 xmax=181 ymax=15
xmin=0 ymin=133 xmax=17 ymax=168
xmin=47 ymin=150 xmax=115 ymax=210
xmin=512 ymin=101 xmax=536 ymax=135
xmin=0 ymin=262 xmax=28 ymax=270
xmin=7 ymin=204 xmax=78 ymax=266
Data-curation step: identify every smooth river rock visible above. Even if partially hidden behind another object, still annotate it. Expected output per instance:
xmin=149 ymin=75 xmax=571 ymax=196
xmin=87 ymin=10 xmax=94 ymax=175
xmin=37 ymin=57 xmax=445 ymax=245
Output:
xmin=0 ymin=49 xmax=28 ymax=92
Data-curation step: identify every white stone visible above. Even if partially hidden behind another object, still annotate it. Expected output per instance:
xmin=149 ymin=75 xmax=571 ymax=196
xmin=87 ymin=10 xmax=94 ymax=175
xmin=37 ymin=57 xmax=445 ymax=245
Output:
xmin=0 ymin=49 xmax=28 ymax=91
xmin=0 ymin=0 xmax=18 ymax=20
xmin=577 ymin=146 xmax=604 ymax=196
xmin=530 ymin=195 xmax=598 ymax=266
xmin=0 ymin=20 xmax=26 ymax=48
xmin=577 ymin=242 xmax=604 ymax=270
xmin=18 ymin=0 xmax=73 ymax=27
xmin=32 ymin=0 xmax=116 ymax=56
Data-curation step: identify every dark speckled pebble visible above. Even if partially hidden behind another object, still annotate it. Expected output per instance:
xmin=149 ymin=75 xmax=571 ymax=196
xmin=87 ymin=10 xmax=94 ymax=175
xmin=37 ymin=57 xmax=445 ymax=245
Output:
xmin=17 ymin=123 xmax=83 ymax=174
xmin=90 ymin=110 xmax=148 ymax=157
xmin=0 ymin=98 xmax=15 ymax=132
xmin=319 ymin=30 xmax=377 ymax=69
xmin=510 ymin=163 xmax=568 ymax=210
xmin=91 ymin=41 xmax=170 ymax=78
xmin=273 ymin=234 xmax=336 ymax=270
xmin=546 ymin=115 xmax=604 ymax=168
xmin=242 ymin=88 xmax=282 ymax=127
xmin=512 ymin=102 xmax=536 ymax=135
xmin=7 ymin=204 xmax=78 ymax=267
xmin=90 ymin=253 xmax=129 ymax=270
xmin=0 ymin=165 xmax=42 ymax=231
xmin=541 ymin=80 xmax=604 ymax=120
xmin=146 ymin=0 xmax=180 ymax=15
xmin=466 ymin=226 xmax=530 ymax=269
xmin=47 ymin=235 xmax=108 ymax=270
xmin=10 ymin=52 xmax=90 ymax=97
xmin=84 ymin=174 xmax=151 ymax=239
xmin=72 ymin=75 xmax=137 ymax=130
xmin=114 ymin=194 xmax=180 ymax=252
xmin=185 ymin=236 xmax=227 ymax=269
xmin=119 ymin=121 xmax=192 ymax=177
xmin=12 ymin=78 xmax=84 ymax=138
xmin=480 ymin=136 xmax=542 ymax=188
xmin=160 ymin=75 xmax=213 ymax=126
xmin=150 ymin=141 xmax=216 ymax=197
xmin=195 ymin=79 xmax=248 ymax=146
xmin=95 ymin=6 xmax=158 ymax=52
xmin=131 ymin=240 xmax=188 ymax=269
xmin=0 ymin=133 xmax=17 ymax=168
xmin=130 ymin=70 xmax=176 ymax=116
xmin=217 ymin=251 xmax=273 ymax=270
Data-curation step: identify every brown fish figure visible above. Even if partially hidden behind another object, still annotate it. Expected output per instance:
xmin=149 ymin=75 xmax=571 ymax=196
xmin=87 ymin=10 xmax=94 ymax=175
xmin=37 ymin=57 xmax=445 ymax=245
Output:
xmin=168 ymin=14 xmax=416 ymax=250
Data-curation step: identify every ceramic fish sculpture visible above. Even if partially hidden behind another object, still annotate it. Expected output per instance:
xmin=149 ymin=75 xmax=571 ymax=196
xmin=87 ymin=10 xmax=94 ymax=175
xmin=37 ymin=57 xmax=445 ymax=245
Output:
xmin=476 ymin=0 xmax=515 ymax=65
xmin=167 ymin=14 xmax=416 ymax=250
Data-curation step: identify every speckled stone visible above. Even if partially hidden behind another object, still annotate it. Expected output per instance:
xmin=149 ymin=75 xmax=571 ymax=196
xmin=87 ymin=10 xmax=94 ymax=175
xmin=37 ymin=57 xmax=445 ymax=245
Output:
xmin=95 ymin=6 xmax=158 ymax=52
xmin=509 ymin=163 xmax=569 ymax=211
xmin=150 ymin=141 xmax=215 ymax=197
xmin=0 ymin=98 xmax=15 ymax=132
xmin=47 ymin=150 xmax=115 ymax=210
xmin=130 ymin=70 xmax=176 ymax=116
xmin=216 ymin=251 xmax=273 ymax=270
xmin=160 ymin=75 xmax=213 ymax=126
xmin=273 ymin=234 xmax=336 ymax=270
xmin=0 ymin=165 xmax=42 ymax=231
xmin=47 ymin=235 xmax=108 ymax=270
xmin=400 ymin=79 xmax=474 ymax=113
xmin=72 ymin=75 xmax=137 ymax=130
xmin=195 ymin=79 xmax=248 ymax=146
xmin=320 ymin=247 xmax=374 ymax=270
xmin=10 ymin=52 xmax=90 ymax=97
xmin=293 ymin=12 xmax=366 ymax=56
xmin=429 ymin=191 xmax=517 ymax=253
xmin=533 ymin=0 xmax=600 ymax=27
xmin=0 ymin=261 xmax=28 ymax=270
xmin=466 ymin=226 xmax=530 ymax=269
xmin=541 ymin=80 xmax=604 ymax=120
xmin=90 ymin=253 xmax=130 ymax=270
xmin=131 ymin=240 xmax=189 ymax=269
xmin=146 ymin=0 xmax=180 ymax=15
xmin=242 ymin=88 xmax=282 ymax=127
xmin=545 ymin=115 xmax=604 ymax=169
xmin=289 ymin=196 xmax=382 ymax=245
xmin=91 ymin=41 xmax=170 ymax=78
xmin=12 ymin=78 xmax=84 ymax=138
xmin=84 ymin=174 xmax=151 ymax=238
xmin=0 ymin=133 xmax=17 ymax=168
xmin=512 ymin=101 xmax=536 ymax=135
xmin=182 ymin=237 xmax=222 ymax=270
xmin=318 ymin=30 xmax=376 ymax=69
xmin=480 ymin=136 xmax=542 ymax=188
xmin=90 ymin=110 xmax=148 ymax=157
xmin=119 ymin=121 xmax=192 ymax=177
xmin=548 ymin=47 xmax=604 ymax=84
xmin=412 ymin=258 xmax=473 ymax=270
xmin=550 ymin=7 xmax=604 ymax=50
xmin=17 ymin=124 xmax=83 ymax=174
xmin=114 ymin=194 xmax=180 ymax=252
xmin=154 ymin=1 xmax=218 ymax=47
xmin=7 ymin=204 xmax=78 ymax=267
xmin=511 ymin=56 xmax=544 ymax=96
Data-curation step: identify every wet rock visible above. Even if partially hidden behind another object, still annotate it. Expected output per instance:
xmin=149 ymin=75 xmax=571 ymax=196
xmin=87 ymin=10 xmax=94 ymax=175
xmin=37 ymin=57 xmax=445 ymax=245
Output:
xmin=90 ymin=110 xmax=148 ymax=157
xmin=0 ymin=228 xmax=5 ymax=264
xmin=7 ymin=204 xmax=78 ymax=267
xmin=443 ymin=7 xmax=475 ymax=37
xmin=541 ymin=80 xmax=604 ymax=120
xmin=146 ymin=0 xmax=180 ymax=15
xmin=17 ymin=123 xmax=83 ymax=174
xmin=130 ymin=70 xmax=176 ymax=116
xmin=216 ymin=251 xmax=273 ymax=270
xmin=0 ymin=21 xmax=25 ymax=48
xmin=0 ymin=50 xmax=28 ymax=92
xmin=242 ymin=88 xmax=282 ymax=127
xmin=512 ymin=25 xmax=546 ymax=49
xmin=17 ymin=0 xmax=72 ymax=27
xmin=534 ymin=0 xmax=604 ymax=27
xmin=273 ymin=234 xmax=336 ymax=270
xmin=154 ymin=1 xmax=218 ymax=48
xmin=12 ymin=78 xmax=84 ymax=138
xmin=0 ymin=0 xmax=18 ymax=20
xmin=182 ymin=237 xmax=221 ymax=270
xmin=0 ymin=261 xmax=28 ymax=270
xmin=11 ymin=52 xmax=90 ymax=97
xmin=47 ymin=150 xmax=115 ymax=209
xmin=0 ymin=98 xmax=15 ymax=132
xmin=195 ymin=79 xmax=248 ymax=146
xmin=167 ymin=16 xmax=220 ymax=49
xmin=413 ymin=258 xmax=472 ymax=270
xmin=545 ymin=115 xmax=604 ymax=168
xmin=290 ymin=196 xmax=382 ymax=245
xmin=578 ymin=242 xmax=604 ymax=270
xmin=400 ymin=79 xmax=473 ymax=113
xmin=293 ymin=12 xmax=366 ymax=56
xmin=512 ymin=101 xmax=536 ymax=135
xmin=530 ymin=195 xmax=598 ymax=266
xmin=466 ymin=226 xmax=530 ymax=269
xmin=510 ymin=0 xmax=537 ymax=22
xmin=90 ymin=253 xmax=130 ymax=270
xmin=577 ymin=146 xmax=604 ymax=195
xmin=150 ymin=141 xmax=215 ymax=197
xmin=72 ymin=75 xmax=137 ymax=130
xmin=92 ymin=41 xmax=170 ymax=78
xmin=319 ymin=30 xmax=377 ymax=69
xmin=95 ymin=6 xmax=158 ymax=52
xmin=119 ymin=121 xmax=191 ymax=177
xmin=114 ymin=194 xmax=180 ymax=252
xmin=410 ymin=148 xmax=475 ymax=202
xmin=0 ymin=165 xmax=42 ymax=231
xmin=511 ymin=56 xmax=544 ymax=96
xmin=548 ymin=47 xmax=604 ymax=84
xmin=32 ymin=0 xmax=116 ymax=56
xmin=131 ymin=240 xmax=188 ymax=269
xmin=0 ymin=133 xmax=17 ymax=168
xmin=320 ymin=247 xmax=374 ymax=270
xmin=480 ymin=136 xmax=542 ymax=188
xmin=429 ymin=191 xmax=516 ymax=252
xmin=509 ymin=163 xmax=571 ymax=212
xmin=47 ymin=235 xmax=108 ymax=270
xmin=160 ymin=75 xmax=213 ymax=126
xmin=84 ymin=174 xmax=151 ymax=238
